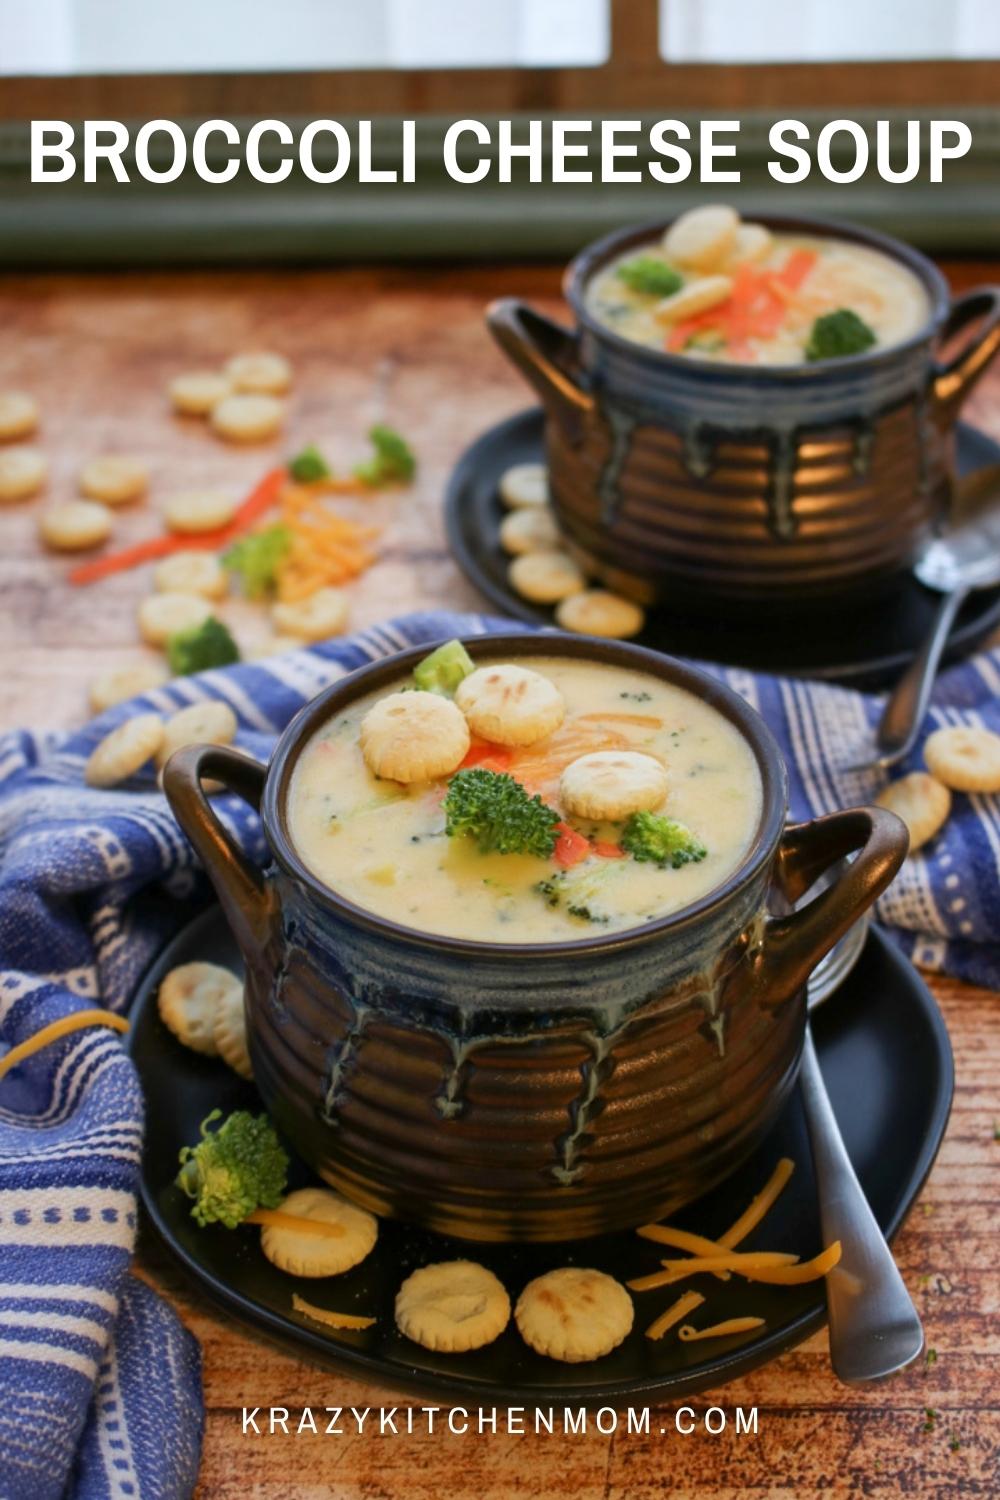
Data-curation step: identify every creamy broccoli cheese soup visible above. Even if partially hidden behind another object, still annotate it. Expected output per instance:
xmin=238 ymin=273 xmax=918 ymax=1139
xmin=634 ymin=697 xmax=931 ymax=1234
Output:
xmin=586 ymin=206 xmax=929 ymax=366
xmin=287 ymin=648 xmax=763 ymax=943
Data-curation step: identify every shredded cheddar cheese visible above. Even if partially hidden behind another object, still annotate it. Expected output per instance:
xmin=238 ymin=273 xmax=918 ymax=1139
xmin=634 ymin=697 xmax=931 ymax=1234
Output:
xmin=629 ymin=1251 xmax=799 ymax=1294
xmin=635 ymin=1223 xmax=735 ymax=1278
xmin=291 ymin=1293 xmax=375 ymax=1331
xmin=637 ymin=1159 xmax=837 ymax=1343
xmin=0 ymin=1010 xmax=129 ymax=1082
xmin=243 ymin=1209 xmax=347 ymax=1239
xmin=637 ymin=1244 xmax=841 ymax=1291
xmin=274 ymin=482 xmax=381 ymax=601
xmin=678 ymin=1317 xmax=766 ymax=1342
xmin=645 ymin=1290 xmax=705 ymax=1342
xmin=718 ymin=1157 xmax=796 ymax=1247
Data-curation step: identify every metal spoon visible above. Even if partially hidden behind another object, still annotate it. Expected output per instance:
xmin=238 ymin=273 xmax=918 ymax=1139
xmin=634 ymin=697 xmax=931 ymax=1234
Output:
xmin=847 ymin=468 xmax=1000 ymax=774
xmin=802 ymin=883 xmax=924 ymax=1383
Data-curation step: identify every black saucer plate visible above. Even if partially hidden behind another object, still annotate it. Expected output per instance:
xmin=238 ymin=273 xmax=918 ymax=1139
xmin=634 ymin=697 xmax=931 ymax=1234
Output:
xmin=131 ymin=908 xmax=952 ymax=1406
xmin=445 ymin=409 xmax=1000 ymax=689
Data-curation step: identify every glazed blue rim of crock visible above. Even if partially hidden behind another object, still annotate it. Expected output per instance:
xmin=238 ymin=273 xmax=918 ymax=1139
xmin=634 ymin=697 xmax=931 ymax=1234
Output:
xmin=564 ymin=211 xmax=953 ymax=380
xmin=260 ymin=633 xmax=790 ymax=963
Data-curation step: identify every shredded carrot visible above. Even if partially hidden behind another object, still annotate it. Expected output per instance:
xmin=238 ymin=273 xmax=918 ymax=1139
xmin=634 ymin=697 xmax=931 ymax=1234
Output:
xmin=666 ymin=249 xmax=818 ymax=357
xmin=461 ymin=741 xmax=514 ymax=773
xmin=645 ymin=1290 xmax=705 ymax=1342
xmin=511 ymin=722 xmax=628 ymax=794
xmin=0 ymin=1010 xmax=129 ymax=1082
xmin=774 ymin=247 xmax=818 ymax=291
xmin=243 ymin=1209 xmax=346 ymax=1239
xmin=553 ymin=823 xmax=591 ymax=869
xmin=69 ymin=468 xmax=287 ymax=585
xmin=592 ymin=841 xmax=626 ymax=859
xmin=678 ymin=1317 xmax=765 ymax=1342
xmin=291 ymin=1293 xmax=375 ymax=1331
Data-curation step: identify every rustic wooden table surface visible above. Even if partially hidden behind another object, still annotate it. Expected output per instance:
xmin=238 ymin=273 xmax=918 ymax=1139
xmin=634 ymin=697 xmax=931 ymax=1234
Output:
xmin=1 ymin=261 xmax=998 ymax=1498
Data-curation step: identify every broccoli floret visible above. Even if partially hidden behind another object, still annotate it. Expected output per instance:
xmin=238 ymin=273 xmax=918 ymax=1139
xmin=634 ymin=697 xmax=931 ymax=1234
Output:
xmin=176 ymin=1109 xmax=289 ymax=1228
xmin=621 ymin=811 xmax=707 ymax=869
xmin=222 ymin=524 xmax=291 ymax=600
xmin=805 ymin=309 xmax=877 ymax=362
xmin=166 ymin=616 xmax=241 ymax=676
xmin=567 ymin=903 xmax=610 ymax=925
xmin=413 ymin=638 xmax=475 ymax=696
xmin=354 ymin=425 xmax=416 ymax=486
xmin=289 ymin=444 xmax=332 ymax=483
xmin=616 ymin=256 xmax=683 ymax=298
xmin=534 ymin=867 xmax=613 ymax=923
xmin=444 ymin=769 xmax=560 ymax=858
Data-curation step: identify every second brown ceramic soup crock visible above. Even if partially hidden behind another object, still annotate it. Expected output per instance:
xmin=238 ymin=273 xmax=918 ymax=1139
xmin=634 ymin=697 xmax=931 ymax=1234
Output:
xmin=488 ymin=215 xmax=1000 ymax=615
xmin=164 ymin=635 xmax=907 ymax=1242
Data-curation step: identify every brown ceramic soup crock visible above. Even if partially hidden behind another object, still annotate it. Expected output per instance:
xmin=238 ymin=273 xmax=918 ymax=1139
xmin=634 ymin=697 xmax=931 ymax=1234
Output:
xmin=488 ymin=215 xmax=1000 ymax=615
xmin=164 ymin=635 xmax=907 ymax=1243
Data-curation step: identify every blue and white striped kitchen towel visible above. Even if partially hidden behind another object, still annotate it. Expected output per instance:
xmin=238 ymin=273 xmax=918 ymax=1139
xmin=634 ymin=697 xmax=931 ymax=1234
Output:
xmin=0 ymin=608 xmax=997 ymax=1499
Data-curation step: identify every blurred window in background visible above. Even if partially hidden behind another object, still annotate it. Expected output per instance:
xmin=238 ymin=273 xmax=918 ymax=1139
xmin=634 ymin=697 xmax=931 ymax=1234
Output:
xmin=660 ymin=0 xmax=1000 ymax=62
xmin=0 ymin=0 xmax=610 ymax=75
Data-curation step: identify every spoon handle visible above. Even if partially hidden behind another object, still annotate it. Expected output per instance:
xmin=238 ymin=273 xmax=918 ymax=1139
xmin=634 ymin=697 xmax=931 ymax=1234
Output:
xmin=875 ymin=587 xmax=969 ymax=761
xmin=799 ymin=1027 xmax=924 ymax=1384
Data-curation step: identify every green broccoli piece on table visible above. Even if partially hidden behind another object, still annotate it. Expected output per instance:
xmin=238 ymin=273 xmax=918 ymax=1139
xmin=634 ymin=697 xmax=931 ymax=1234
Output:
xmin=444 ymin=769 xmax=560 ymax=859
xmin=805 ymin=309 xmax=877 ymax=362
xmin=222 ymin=524 xmax=291 ymax=600
xmin=413 ymin=638 xmax=475 ymax=696
xmin=176 ymin=1109 xmax=289 ymax=1228
xmin=616 ymin=256 xmax=683 ymax=298
xmin=288 ymin=444 xmax=332 ymax=483
xmin=621 ymin=811 xmax=707 ymax=869
xmin=166 ymin=616 xmax=240 ymax=676
xmin=354 ymin=425 xmax=416 ymax=486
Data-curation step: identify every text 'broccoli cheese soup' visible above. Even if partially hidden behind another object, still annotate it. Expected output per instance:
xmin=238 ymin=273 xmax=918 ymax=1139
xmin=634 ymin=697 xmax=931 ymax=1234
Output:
xmin=286 ymin=644 xmax=763 ymax=943
xmin=585 ymin=205 xmax=930 ymax=366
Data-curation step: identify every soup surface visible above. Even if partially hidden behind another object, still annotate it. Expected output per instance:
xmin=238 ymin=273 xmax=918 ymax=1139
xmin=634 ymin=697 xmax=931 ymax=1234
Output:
xmin=586 ymin=209 xmax=929 ymax=366
xmin=287 ymin=653 xmax=763 ymax=943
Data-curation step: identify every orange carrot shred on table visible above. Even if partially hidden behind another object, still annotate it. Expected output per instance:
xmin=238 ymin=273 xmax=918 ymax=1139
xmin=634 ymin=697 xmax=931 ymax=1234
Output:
xmin=68 ymin=467 xmax=287 ymax=585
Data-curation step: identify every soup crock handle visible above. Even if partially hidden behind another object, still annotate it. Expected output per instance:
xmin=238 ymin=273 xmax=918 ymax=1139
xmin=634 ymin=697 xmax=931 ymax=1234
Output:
xmin=163 ymin=744 xmax=274 ymax=963
xmin=932 ymin=286 xmax=1000 ymax=418
xmin=486 ymin=298 xmax=595 ymax=444
xmin=757 ymin=806 xmax=908 ymax=1006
